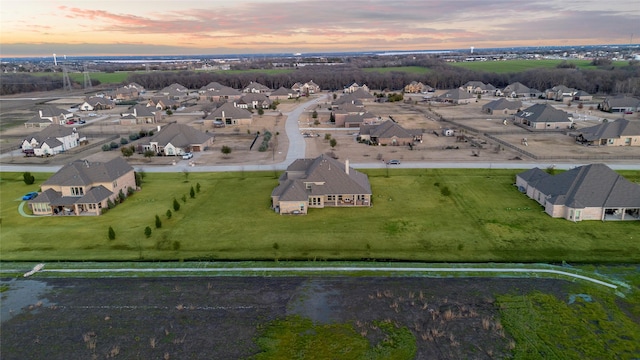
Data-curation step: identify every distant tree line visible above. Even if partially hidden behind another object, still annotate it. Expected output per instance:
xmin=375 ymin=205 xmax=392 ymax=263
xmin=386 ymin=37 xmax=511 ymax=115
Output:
xmin=2 ymin=56 xmax=639 ymax=96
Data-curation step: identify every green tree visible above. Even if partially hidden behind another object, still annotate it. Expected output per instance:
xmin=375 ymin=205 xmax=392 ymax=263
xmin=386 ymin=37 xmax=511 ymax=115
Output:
xmin=120 ymin=137 xmax=129 ymax=145
xmin=329 ymin=112 xmax=335 ymax=123
xmin=144 ymin=226 xmax=152 ymax=238
xmin=312 ymin=110 xmax=318 ymax=119
xmin=143 ymin=149 xmax=155 ymax=161
xmin=22 ymin=172 xmax=35 ymax=185
xmin=120 ymin=146 xmax=133 ymax=157
xmin=108 ymin=226 xmax=116 ymax=240
xmin=196 ymin=183 xmax=201 ymax=193
xmin=190 ymin=186 xmax=195 ymax=198
xmin=221 ymin=145 xmax=232 ymax=155
xmin=118 ymin=189 xmax=126 ymax=203
xmin=257 ymin=107 xmax=264 ymax=116
xmin=182 ymin=194 xmax=187 ymax=203
xmin=324 ymin=133 xmax=331 ymax=140
xmin=173 ymin=198 xmax=180 ymax=211
xmin=155 ymin=214 xmax=162 ymax=229
xmin=166 ymin=209 xmax=172 ymax=219
xmin=329 ymin=138 xmax=337 ymax=148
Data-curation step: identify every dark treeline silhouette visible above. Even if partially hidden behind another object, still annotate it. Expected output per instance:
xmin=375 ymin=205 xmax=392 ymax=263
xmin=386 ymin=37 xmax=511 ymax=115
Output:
xmin=2 ymin=57 xmax=639 ymax=96
xmin=127 ymin=59 xmax=640 ymax=96
xmin=0 ymin=74 xmax=65 ymax=95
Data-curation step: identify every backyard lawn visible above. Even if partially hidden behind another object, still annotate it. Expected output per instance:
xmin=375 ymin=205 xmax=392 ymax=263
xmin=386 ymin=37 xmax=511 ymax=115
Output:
xmin=1 ymin=169 xmax=638 ymax=262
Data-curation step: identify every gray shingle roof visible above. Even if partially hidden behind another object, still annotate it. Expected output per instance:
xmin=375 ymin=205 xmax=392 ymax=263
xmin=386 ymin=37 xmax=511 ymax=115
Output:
xmin=148 ymin=123 xmax=213 ymax=148
xmin=482 ymin=98 xmax=522 ymax=111
xmin=516 ymin=103 xmax=570 ymax=123
xmin=520 ymin=164 xmax=640 ymax=208
xmin=206 ymin=102 xmax=253 ymax=119
xmin=438 ymin=88 xmax=474 ymax=101
xmin=272 ymin=155 xmax=372 ymax=201
xmin=77 ymin=185 xmax=113 ymax=203
xmin=579 ymin=118 xmax=640 ymax=141
xmin=25 ymin=124 xmax=75 ymax=143
xmin=360 ymin=120 xmax=421 ymax=139
xmin=43 ymin=157 xmax=133 ymax=187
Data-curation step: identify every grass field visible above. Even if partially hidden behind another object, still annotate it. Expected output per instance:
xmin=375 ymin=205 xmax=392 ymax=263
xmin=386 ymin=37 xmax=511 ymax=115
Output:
xmin=362 ymin=66 xmax=432 ymax=74
xmin=1 ymin=169 xmax=639 ymax=262
xmin=27 ymin=71 xmax=133 ymax=85
xmin=450 ymin=59 xmax=628 ymax=73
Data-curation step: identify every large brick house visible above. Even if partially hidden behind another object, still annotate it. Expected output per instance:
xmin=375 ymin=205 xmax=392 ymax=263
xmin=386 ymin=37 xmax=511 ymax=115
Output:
xmin=271 ymin=155 xmax=372 ymax=215
xmin=28 ymin=157 xmax=136 ymax=216
xmin=516 ymin=164 xmax=640 ymax=221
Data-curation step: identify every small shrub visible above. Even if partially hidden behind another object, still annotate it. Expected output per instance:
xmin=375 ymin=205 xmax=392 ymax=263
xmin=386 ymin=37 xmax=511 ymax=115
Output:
xmin=440 ymin=186 xmax=451 ymax=197
xmin=166 ymin=209 xmax=172 ymax=219
xmin=221 ymin=145 xmax=232 ymax=155
xmin=196 ymin=183 xmax=201 ymax=193
xmin=144 ymin=226 xmax=152 ymax=238
xmin=23 ymin=172 xmax=35 ymax=185
xmin=118 ymin=189 xmax=126 ymax=203
xmin=190 ymin=186 xmax=195 ymax=198
xmin=181 ymin=194 xmax=187 ymax=203
xmin=110 ymin=141 xmax=119 ymax=149
xmin=120 ymin=137 xmax=128 ymax=145
xmin=102 ymin=144 xmax=111 ymax=151
xmin=155 ymin=215 xmax=162 ymax=229
xmin=173 ymin=198 xmax=180 ymax=211
xmin=329 ymin=138 xmax=337 ymax=148
xmin=107 ymin=199 xmax=116 ymax=209
xmin=127 ymin=187 xmax=134 ymax=196
xmin=129 ymin=133 xmax=140 ymax=141
xmin=108 ymin=226 xmax=116 ymax=240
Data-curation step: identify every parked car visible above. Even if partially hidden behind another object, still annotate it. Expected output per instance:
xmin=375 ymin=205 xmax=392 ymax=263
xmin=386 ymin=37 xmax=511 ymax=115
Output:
xmin=78 ymin=119 xmax=86 ymax=124
xmin=22 ymin=191 xmax=38 ymax=200
xmin=387 ymin=159 xmax=401 ymax=165
xmin=66 ymin=120 xmax=75 ymax=125
xmin=182 ymin=152 xmax=194 ymax=160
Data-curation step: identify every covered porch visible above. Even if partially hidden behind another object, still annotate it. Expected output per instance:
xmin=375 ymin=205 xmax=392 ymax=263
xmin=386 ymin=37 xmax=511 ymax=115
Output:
xmin=603 ymin=208 xmax=640 ymax=221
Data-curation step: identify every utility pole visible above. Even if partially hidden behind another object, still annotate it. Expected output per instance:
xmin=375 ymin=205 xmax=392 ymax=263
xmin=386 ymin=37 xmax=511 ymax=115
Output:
xmin=62 ymin=66 xmax=72 ymax=91
xmin=83 ymin=64 xmax=92 ymax=90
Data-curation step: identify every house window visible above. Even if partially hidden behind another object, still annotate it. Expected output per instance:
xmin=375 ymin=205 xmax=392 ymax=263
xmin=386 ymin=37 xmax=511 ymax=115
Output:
xmin=71 ymin=187 xmax=84 ymax=196
xmin=327 ymin=195 xmax=336 ymax=201
xmin=306 ymin=183 xmax=312 ymax=190
xmin=308 ymin=197 xmax=321 ymax=206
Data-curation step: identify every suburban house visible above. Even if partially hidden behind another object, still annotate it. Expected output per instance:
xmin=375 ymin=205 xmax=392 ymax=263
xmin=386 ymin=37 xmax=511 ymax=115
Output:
xmin=199 ymin=86 xmax=242 ymax=102
xmin=404 ymin=81 xmax=433 ymax=93
xmin=119 ymin=104 xmax=161 ymax=124
xmin=270 ymin=86 xmax=298 ymax=100
xmin=514 ymin=103 xmax=572 ymax=130
xmin=124 ymin=82 xmax=145 ymax=93
xmin=292 ymin=80 xmax=321 ymax=95
xmin=79 ymin=96 xmax=115 ymax=111
xmin=601 ymin=95 xmax=640 ymax=113
xmin=158 ymin=83 xmax=191 ymax=100
xmin=199 ymin=81 xmax=225 ymax=93
xmin=333 ymin=93 xmax=365 ymax=107
xmin=516 ymin=164 xmax=640 ymax=221
xmin=271 ymin=155 xmax=372 ymax=215
xmin=144 ymin=123 xmax=214 ymax=155
xmin=544 ymin=85 xmax=577 ymax=102
xmin=107 ymin=86 xmax=140 ymax=101
xmin=24 ymin=106 xmax=74 ymax=128
xmin=147 ymin=97 xmax=179 ymax=110
xmin=575 ymin=118 xmax=640 ymax=146
xmin=502 ymin=82 xmax=532 ymax=98
xmin=27 ymin=157 xmax=136 ymax=216
xmin=204 ymin=102 xmax=253 ymax=126
xmin=337 ymin=112 xmax=378 ymax=128
xmin=462 ymin=81 xmax=496 ymax=94
xmin=359 ymin=120 xmax=423 ymax=145
xmin=21 ymin=124 xmax=81 ymax=156
xmin=237 ymin=93 xmax=272 ymax=109
xmin=482 ymin=98 xmax=522 ymax=115
xmin=344 ymin=83 xmax=369 ymax=94
xmin=436 ymin=88 xmax=474 ymax=104
xmin=573 ymin=90 xmax=593 ymax=102
xmin=243 ymin=81 xmax=271 ymax=94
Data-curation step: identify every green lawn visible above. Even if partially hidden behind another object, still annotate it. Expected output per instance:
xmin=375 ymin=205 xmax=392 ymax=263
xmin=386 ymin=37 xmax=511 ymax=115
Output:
xmin=362 ymin=66 xmax=432 ymax=74
xmin=1 ymin=169 xmax=639 ymax=262
xmin=450 ymin=59 xmax=628 ymax=73
xmin=28 ymin=71 xmax=133 ymax=85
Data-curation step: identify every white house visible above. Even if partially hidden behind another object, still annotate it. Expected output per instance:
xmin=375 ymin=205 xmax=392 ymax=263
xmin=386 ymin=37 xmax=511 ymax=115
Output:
xmin=21 ymin=124 xmax=81 ymax=156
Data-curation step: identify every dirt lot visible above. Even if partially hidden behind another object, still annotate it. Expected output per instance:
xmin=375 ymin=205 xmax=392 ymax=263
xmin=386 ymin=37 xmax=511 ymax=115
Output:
xmin=2 ymin=90 xmax=639 ymax=167
xmin=0 ymin=276 xmax=570 ymax=359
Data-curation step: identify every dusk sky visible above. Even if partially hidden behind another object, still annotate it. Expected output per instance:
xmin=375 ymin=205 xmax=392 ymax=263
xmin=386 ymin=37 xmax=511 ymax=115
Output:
xmin=1 ymin=0 xmax=639 ymax=57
